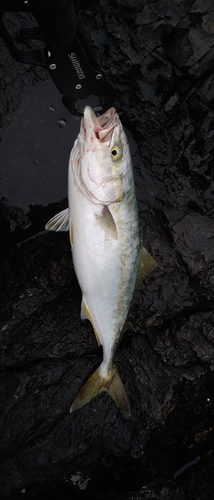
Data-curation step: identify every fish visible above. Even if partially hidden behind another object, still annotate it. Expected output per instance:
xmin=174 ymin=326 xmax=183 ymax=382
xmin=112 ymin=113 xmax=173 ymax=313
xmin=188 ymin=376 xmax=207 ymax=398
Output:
xmin=45 ymin=105 xmax=156 ymax=417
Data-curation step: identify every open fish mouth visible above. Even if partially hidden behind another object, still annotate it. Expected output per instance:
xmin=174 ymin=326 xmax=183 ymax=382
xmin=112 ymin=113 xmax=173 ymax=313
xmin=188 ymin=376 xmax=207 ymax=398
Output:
xmin=82 ymin=106 xmax=117 ymax=143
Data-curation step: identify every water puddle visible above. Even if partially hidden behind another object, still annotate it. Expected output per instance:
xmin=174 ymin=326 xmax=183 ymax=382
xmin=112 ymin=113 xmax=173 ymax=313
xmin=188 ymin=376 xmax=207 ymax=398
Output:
xmin=0 ymin=79 xmax=80 ymax=210
xmin=0 ymin=79 xmax=81 ymax=245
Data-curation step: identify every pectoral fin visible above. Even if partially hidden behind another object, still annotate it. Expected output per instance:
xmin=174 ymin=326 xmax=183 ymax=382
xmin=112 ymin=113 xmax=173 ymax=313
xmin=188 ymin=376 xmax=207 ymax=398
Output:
xmin=136 ymin=246 xmax=156 ymax=290
xmin=45 ymin=208 xmax=70 ymax=232
xmin=95 ymin=207 xmax=118 ymax=240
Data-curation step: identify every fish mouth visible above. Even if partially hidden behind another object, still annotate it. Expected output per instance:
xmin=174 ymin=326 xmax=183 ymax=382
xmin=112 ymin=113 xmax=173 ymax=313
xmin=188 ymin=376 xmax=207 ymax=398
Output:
xmin=83 ymin=106 xmax=117 ymax=143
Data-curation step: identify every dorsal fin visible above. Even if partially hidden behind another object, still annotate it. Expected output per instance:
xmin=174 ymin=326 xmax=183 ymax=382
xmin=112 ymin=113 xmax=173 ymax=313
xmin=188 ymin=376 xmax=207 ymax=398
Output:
xmin=135 ymin=246 xmax=156 ymax=290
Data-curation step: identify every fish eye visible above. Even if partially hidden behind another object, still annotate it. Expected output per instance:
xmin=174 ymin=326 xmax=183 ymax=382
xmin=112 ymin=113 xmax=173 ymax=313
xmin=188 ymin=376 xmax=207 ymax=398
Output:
xmin=111 ymin=145 xmax=122 ymax=161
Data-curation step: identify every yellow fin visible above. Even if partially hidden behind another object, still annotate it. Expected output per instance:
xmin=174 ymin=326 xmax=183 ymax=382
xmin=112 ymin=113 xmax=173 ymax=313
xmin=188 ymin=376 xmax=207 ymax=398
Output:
xmin=95 ymin=207 xmax=118 ymax=240
xmin=70 ymin=223 xmax=73 ymax=246
xmin=70 ymin=363 xmax=130 ymax=417
xmin=136 ymin=246 xmax=156 ymax=290
xmin=45 ymin=208 xmax=70 ymax=232
xmin=81 ymin=298 xmax=101 ymax=346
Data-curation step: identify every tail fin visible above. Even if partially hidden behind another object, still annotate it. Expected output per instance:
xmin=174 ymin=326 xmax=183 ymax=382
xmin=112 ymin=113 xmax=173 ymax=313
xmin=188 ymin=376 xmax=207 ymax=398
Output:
xmin=70 ymin=363 xmax=130 ymax=417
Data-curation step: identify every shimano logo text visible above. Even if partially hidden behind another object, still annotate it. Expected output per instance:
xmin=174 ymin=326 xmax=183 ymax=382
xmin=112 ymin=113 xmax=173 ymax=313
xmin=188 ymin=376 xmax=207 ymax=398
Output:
xmin=68 ymin=52 xmax=85 ymax=80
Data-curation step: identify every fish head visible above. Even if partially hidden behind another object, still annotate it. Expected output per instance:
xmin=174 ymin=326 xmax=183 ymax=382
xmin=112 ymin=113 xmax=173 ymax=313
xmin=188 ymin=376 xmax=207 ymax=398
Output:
xmin=72 ymin=106 xmax=133 ymax=205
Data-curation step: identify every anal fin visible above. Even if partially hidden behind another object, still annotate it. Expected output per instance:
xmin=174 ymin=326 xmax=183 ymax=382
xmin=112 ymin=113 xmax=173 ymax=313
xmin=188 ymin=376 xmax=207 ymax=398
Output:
xmin=81 ymin=298 xmax=101 ymax=346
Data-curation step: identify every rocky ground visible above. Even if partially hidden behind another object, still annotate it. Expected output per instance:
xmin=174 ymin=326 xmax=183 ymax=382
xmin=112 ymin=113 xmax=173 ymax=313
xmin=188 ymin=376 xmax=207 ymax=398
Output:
xmin=0 ymin=0 xmax=214 ymax=498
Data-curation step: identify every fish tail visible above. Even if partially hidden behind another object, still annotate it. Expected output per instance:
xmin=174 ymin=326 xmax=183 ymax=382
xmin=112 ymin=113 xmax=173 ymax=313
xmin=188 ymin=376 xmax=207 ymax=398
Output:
xmin=70 ymin=363 xmax=130 ymax=417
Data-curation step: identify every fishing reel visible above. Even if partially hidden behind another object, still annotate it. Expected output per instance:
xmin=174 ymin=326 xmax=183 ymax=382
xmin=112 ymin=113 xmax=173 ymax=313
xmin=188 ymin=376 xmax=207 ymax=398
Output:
xmin=0 ymin=0 xmax=115 ymax=116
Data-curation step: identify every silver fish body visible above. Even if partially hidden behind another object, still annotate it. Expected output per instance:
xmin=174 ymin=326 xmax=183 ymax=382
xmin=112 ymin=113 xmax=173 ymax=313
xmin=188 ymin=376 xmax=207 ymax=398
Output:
xmin=45 ymin=106 xmax=156 ymax=416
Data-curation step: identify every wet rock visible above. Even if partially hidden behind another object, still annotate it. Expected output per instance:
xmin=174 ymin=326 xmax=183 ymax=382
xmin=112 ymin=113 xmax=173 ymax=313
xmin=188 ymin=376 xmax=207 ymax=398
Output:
xmin=172 ymin=213 xmax=214 ymax=275
xmin=1 ymin=1 xmax=214 ymax=499
xmin=0 ymin=11 xmax=47 ymax=133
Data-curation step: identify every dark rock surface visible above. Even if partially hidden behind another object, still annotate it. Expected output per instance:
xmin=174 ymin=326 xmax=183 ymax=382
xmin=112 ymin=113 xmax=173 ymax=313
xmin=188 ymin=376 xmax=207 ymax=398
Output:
xmin=1 ymin=1 xmax=214 ymax=498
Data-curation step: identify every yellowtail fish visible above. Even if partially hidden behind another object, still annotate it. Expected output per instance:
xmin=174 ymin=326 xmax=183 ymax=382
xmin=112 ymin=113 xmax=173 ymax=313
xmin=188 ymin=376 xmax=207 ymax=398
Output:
xmin=45 ymin=106 xmax=156 ymax=417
